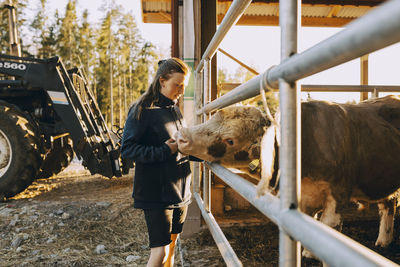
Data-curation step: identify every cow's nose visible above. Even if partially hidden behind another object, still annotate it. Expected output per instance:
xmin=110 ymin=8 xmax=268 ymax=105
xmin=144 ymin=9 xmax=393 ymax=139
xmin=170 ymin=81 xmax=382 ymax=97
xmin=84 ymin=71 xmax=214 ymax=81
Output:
xmin=177 ymin=134 xmax=189 ymax=145
xmin=176 ymin=131 xmax=189 ymax=146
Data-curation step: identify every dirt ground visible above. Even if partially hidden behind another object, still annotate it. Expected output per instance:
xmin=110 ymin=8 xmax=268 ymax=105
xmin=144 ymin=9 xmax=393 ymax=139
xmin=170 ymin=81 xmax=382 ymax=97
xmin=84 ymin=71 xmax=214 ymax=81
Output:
xmin=1 ymin=162 xmax=400 ymax=267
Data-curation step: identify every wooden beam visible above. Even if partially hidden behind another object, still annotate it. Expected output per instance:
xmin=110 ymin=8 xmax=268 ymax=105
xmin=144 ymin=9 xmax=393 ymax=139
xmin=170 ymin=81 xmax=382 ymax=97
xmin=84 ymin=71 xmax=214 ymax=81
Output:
xmin=301 ymin=16 xmax=353 ymax=27
xmin=159 ymin=11 xmax=171 ymax=22
xmin=216 ymin=14 xmax=354 ymax=27
xmin=142 ymin=12 xmax=171 ymax=23
xmin=145 ymin=12 xmax=355 ymax=27
xmin=217 ymin=48 xmax=259 ymax=75
xmin=327 ymin=5 xmax=342 ymax=17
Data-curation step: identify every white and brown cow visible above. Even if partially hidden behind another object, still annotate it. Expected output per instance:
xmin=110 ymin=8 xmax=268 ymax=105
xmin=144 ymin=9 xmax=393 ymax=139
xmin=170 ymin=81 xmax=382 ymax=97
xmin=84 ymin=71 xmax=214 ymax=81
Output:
xmin=176 ymin=95 xmax=400 ymax=248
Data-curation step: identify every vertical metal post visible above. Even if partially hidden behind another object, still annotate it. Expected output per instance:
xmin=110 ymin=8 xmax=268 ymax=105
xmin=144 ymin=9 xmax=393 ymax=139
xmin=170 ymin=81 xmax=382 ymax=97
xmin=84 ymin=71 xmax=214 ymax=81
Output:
xmin=360 ymin=54 xmax=369 ymax=101
xmin=279 ymin=0 xmax=301 ymax=266
xmin=193 ymin=71 xmax=203 ymax=194
xmin=372 ymin=88 xmax=379 ymax=98
xmin=203 ymin=59 xmax=211 ymax=212
xmin=193 ymin=0 xmax=202 ymax=196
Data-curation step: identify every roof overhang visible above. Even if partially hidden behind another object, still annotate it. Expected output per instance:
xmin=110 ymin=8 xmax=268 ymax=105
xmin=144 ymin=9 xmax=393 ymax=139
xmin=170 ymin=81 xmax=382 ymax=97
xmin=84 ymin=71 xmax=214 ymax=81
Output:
xmin=141 ymin=0 xmax=386 ymax=27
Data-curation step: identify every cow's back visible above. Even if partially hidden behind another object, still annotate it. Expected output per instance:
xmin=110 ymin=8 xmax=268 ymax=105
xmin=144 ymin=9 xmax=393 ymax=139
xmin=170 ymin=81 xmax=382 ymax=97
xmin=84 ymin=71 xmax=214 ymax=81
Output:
xmin=301 ymin=96 xmax=400 ymax=201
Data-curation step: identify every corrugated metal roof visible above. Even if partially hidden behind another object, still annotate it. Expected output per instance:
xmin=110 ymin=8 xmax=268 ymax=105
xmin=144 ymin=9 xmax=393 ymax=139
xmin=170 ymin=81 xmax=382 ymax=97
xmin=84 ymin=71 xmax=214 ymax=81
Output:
xmin=240 ymin=3 xmax=279 ymax=17
xmin=338 ymin=6 xmax=371 ymax=17
xmin=141 ymin=0 xmax=385 ymax=27
xmin=302 ymin=5 xmax=333 ymax=17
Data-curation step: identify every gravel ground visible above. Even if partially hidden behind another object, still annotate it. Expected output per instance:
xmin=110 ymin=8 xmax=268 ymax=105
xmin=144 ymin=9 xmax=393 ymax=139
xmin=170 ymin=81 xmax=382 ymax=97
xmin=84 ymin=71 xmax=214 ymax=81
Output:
xmin=1 ymin=162 xmax=400 ymax=266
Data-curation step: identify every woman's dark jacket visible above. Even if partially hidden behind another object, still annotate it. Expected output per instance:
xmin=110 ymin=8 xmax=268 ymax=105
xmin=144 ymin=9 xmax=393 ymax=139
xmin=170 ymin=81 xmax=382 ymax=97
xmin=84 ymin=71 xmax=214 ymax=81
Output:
xmin=121 ymin=94 xmax=191 ymax=209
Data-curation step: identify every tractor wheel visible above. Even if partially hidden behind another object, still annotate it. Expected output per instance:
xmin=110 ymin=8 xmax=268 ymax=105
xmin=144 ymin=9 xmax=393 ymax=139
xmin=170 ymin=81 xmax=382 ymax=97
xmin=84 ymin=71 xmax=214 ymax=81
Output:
xmin=37 ymin=140 xmax=74 ymax=179
xmin=0 ymin=104 xmax=42 ymax=199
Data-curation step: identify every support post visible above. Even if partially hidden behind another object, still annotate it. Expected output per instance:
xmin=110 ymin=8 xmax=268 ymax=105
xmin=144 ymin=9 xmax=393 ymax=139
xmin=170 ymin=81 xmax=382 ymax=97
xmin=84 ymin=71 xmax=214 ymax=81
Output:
xmin=171 ymin=0 xmax=179 ymax=57
xmin=203 ymin=59 xmax=211 ymax=212
xmin=360 ymin=54 xmax=369 ymax=101
xmin=279 ymin=0 xmax=301 ymax=266
xmin=201 ymin=0 xmax=217 ymax=101
xmin=182 ymin=0 xmax=202 ymax=238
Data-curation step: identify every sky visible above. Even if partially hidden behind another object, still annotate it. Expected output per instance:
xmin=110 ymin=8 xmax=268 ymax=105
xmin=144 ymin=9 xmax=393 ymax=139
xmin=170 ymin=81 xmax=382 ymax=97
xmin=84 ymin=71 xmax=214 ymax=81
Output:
xmin=44 ymin=0 xmax=400 ymax=103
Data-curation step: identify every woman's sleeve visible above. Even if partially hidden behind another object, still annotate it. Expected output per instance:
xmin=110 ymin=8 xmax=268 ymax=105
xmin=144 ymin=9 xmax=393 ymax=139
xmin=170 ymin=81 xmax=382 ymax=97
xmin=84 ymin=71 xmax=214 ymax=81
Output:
xmin=121 ymin=111 xmax=172 ymax=164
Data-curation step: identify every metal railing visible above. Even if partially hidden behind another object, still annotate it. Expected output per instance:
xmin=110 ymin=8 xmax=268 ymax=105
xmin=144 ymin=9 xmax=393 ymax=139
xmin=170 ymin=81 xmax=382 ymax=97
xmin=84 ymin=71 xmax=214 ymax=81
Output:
xmin=192 ymin=0 xmax=400 ymax=266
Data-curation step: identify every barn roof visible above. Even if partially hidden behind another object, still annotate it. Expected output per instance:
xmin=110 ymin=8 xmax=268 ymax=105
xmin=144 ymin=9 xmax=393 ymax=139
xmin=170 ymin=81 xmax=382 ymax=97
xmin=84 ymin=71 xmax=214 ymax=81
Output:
xmin=141 ymin=0 xmax=386 ymax=27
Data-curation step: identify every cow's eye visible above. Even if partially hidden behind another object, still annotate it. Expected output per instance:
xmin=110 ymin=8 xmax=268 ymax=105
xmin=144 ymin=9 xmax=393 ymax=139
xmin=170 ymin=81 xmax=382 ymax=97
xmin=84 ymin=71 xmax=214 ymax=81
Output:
xmin=226 ymin=139 xmax=234 ymax=145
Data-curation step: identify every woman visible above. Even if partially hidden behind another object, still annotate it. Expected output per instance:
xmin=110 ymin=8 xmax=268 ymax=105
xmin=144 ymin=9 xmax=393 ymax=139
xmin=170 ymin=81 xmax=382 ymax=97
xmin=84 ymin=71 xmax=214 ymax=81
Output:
xmin=121 ymin=58 xmax=192 ymax=267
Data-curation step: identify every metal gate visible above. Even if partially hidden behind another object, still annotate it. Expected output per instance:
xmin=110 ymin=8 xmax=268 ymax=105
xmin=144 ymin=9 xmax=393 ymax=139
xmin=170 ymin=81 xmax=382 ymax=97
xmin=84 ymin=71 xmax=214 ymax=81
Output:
xmin=190 ymin=0 xmax=400 ymax=266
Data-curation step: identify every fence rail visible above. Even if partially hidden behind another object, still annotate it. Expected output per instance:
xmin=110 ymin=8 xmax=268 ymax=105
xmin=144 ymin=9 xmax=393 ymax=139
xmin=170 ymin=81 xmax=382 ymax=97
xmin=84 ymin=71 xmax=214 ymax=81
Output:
xmin=191 ymin=0 xmax=400 ymax=266
xmin=205 ymin=163 xmax=397 ymax=267
xmin=302 ymin=85 xmax=400 ymax=92
xmin=198 ymin=0 xmax=400 ymax=114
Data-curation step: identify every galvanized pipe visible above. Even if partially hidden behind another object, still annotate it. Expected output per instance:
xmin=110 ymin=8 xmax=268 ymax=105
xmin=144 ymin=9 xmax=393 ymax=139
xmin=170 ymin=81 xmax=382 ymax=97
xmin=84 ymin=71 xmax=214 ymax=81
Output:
xmin=194 ymin=193 xmax=243 ymax=267
xmin=196 ymin=74 xmax=261 ymax=115
xmin=205 ymin=163 xmax=399 ymax=267
xmin=279 ymin=78 xmax=301 ymax=267
xmin=203 ymin=59 xmax=211 ymax=211
xmin=279 ymin=0 xmax=301 ymax=265
xmin=280 ymin=210 xmax=399 ymax=267
xmin=301 ymin=84 xmax=400 ymax=92
xmin=193 ymin=70 xmax=203 ymax=194
xmin=198 ymin=0 xmax=400 ymax=114
xmin=195 ymin=0 xmax=252 ymax=74
xmin=205 ymin=163 xmax=281 ymax=224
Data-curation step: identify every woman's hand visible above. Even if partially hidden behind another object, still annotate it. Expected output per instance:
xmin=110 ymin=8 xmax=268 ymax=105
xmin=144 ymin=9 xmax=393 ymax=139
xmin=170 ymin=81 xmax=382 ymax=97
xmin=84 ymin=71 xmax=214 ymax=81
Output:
xmin=165 ymin=138 xmax=178 ymax=154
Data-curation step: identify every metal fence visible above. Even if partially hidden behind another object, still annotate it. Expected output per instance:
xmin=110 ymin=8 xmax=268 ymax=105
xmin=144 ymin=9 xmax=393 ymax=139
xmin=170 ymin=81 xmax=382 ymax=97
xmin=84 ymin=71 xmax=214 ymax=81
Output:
xmin=192 ymin=0 xmax=400 ymax=266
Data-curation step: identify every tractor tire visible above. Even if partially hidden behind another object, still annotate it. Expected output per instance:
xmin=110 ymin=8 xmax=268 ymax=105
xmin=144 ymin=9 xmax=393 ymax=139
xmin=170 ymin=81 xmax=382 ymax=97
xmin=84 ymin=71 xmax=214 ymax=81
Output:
xmin=0 ymin=104 xmax=43 ymax=199
xmin=37 ymin=141 xmax=74 ymax=179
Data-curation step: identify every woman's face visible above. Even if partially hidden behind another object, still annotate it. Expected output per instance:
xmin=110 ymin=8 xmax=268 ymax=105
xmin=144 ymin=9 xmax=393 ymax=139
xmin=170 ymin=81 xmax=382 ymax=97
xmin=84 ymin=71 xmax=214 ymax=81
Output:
xmin=160 ymin=72 xmax=186 ymax=101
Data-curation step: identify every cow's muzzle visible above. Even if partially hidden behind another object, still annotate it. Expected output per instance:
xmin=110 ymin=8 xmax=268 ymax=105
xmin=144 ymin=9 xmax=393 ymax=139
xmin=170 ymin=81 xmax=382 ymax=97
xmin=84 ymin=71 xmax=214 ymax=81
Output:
xmin=175 ymin=130 xmax=191 ymax=152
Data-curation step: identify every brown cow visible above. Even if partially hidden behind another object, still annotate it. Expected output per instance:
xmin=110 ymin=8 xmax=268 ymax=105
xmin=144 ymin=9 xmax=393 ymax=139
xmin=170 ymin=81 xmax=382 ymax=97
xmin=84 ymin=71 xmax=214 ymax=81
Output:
xmin=176 ymin=95 xmax=400 ymax=249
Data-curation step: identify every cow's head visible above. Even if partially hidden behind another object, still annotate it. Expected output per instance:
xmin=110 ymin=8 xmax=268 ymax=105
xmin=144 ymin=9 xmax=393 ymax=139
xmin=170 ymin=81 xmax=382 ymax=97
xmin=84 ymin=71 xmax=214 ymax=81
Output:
xmin=176 ymin=106 xmax=270 ymax=169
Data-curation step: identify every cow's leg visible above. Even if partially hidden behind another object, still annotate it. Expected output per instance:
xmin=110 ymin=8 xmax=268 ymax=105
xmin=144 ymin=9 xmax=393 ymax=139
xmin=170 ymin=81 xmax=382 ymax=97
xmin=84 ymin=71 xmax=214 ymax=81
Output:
xmin=320 ymin=192 xmax=342 ymax=230
xmin=302 ymin=190 xmax=342 ymax=259
xmin=375 ymin=198 xmax=396 ymax=247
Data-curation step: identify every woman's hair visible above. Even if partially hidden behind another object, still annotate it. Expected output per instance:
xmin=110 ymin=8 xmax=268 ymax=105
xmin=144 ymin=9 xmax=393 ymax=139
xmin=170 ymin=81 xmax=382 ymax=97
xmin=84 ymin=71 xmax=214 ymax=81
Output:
xmin=131 ymin=57 xmax=190 ymax=120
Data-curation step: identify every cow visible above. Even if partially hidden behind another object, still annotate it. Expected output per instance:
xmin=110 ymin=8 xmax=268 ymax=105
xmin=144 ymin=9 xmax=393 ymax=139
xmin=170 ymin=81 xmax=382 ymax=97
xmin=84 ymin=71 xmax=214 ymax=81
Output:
xmin=176 ymin=95 xmax=400 ymax=249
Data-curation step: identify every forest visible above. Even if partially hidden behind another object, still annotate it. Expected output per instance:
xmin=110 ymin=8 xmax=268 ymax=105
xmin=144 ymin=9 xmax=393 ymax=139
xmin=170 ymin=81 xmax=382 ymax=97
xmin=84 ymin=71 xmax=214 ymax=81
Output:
xmin=1 ymin=0 xmax=159 ymax=127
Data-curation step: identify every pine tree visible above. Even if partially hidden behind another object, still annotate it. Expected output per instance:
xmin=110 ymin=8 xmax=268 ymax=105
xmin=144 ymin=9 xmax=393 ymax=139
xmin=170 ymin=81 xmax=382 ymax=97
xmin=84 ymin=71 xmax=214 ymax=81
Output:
xmin=78 ymin=10 xmax=95 ymax=79
xmin=44 ymin=10 xmax=61 ymax=58
xmin=0 ymin=5 xmax=9 ymax=53
xmin=94 ymin=9 xmax=114 ymax=123
xmin=57 ymin=0 xmax=80 ymax=67
xmin=132 ymin=41 xmax=156 ymax=97
xmin=114 ymin=12 xmax=155 ymax=123
xmin=30 ymin=0 xmax=57 ymax=58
